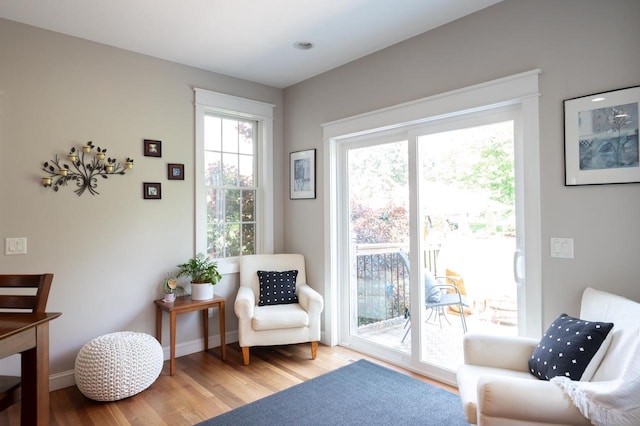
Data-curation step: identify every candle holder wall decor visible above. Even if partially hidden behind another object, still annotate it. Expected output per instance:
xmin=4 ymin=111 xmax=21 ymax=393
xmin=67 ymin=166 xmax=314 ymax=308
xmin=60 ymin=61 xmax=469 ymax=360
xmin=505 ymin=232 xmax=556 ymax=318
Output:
xmin=41 ymin=141 xmax=134 ymax=196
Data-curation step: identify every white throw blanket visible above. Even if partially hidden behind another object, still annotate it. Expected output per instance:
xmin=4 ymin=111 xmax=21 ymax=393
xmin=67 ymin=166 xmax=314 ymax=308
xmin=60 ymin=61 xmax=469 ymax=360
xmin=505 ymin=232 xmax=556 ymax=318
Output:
xmin=551 ymin=344 xmax=640 ymax=426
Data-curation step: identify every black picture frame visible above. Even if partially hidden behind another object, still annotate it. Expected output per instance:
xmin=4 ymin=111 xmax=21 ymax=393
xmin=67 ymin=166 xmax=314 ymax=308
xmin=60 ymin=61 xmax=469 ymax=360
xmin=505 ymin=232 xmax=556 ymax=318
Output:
xmin=144 ymin=139 xmax=162 ymax=157
xmin=290 ymin=149 xmax=316 ymax=199
xmin=167 ymin=163 xmax=184 ymax=180
xmin=143 ymin=182 xmax=161 ymax=199
xmin=564 ymin=85 xmax=640 ymax=186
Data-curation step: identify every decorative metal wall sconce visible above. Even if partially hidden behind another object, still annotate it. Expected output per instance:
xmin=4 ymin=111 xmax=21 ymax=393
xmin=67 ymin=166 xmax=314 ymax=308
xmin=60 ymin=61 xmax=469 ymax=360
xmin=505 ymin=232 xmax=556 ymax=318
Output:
xmin=41 ymin=141 xmax=134 ymax=196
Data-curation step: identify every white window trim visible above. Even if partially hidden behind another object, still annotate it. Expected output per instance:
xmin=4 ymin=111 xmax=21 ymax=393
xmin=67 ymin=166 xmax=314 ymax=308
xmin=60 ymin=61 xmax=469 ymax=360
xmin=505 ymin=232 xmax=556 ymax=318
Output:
xmin=322 ymin=69 xmax=542 ymax=346
xmin=194 ymin=88 xmax=275 ymax=274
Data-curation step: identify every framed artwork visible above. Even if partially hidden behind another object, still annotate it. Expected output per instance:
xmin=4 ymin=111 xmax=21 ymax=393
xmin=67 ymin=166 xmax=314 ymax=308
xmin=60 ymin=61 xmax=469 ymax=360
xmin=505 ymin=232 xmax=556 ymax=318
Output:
xmin=564 ymin=85 xmax=640 ymax=186
xmin=290 ymin=149 xmax=316 ymax=199
xmin=143 ymin=182 xmax=161 ymax=199
xmin=144 ymin=139 xmax=162 ymax=157
xmin=167 ymin=163 xmax=184 ymax=180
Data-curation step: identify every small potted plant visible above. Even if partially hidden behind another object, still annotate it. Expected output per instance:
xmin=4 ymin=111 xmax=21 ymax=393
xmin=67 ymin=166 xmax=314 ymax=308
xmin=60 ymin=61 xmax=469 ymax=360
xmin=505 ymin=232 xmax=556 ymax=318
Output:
xmin=162 ymin=274 xmax=185 ymax=303
xmin=176 ymin=253 xmax=222 ymax=300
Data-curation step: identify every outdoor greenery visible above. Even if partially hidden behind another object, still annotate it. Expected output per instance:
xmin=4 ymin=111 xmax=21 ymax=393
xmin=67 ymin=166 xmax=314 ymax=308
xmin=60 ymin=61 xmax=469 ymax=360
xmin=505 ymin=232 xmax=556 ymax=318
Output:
xmin=460 ymin=137 xmax=515 ymax=206
xmin=349 ymin=125 xmax=515 ymax=325
xmin=204 ymin=117 xmax=256 ymax=258
xmin=349 ymin=125 xmax=515 ymax=245
xmin=349 ymin=142 xmax=409 ymax=244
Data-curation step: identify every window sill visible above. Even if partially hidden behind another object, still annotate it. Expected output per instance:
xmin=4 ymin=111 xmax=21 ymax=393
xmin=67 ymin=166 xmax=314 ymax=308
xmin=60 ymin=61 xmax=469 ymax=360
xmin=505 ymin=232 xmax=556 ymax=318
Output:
xmin=217 ymin=259 xmax=240 ymax=275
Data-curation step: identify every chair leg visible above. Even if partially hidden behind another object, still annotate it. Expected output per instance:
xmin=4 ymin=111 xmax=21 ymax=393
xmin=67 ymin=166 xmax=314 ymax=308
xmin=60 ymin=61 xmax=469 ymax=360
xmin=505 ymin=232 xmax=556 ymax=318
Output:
xmin=459 ymin=305 xmax=468 ymax=333
xmin=310 ymin=341 xmax=318 ymax=359
xmin=401 ymin=321 xmax=411 ymax=343
xmin=425 ymin=307 xmax=436 ymax=323
xmin=241 ymin=346 xmax=250 ymax=365
xmin=436 ymin=306 xmax=451 ymax=328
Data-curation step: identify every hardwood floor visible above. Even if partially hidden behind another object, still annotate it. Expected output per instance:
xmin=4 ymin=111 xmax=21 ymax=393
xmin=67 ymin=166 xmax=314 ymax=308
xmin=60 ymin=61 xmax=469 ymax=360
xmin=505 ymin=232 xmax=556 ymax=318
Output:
xmin=1 ymin=343 xmax=457 ymax=425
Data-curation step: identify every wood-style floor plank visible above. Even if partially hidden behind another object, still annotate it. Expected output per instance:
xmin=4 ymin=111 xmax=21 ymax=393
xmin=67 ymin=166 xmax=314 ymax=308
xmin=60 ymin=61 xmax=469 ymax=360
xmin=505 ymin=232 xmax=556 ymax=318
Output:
xmin=0 ymin=343 xmax=456 ymax=425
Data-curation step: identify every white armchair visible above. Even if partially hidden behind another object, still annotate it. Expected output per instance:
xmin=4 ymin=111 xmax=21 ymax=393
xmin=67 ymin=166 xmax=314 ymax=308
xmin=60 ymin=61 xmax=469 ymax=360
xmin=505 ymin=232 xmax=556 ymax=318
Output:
xmin=457 ymin=287 xmax=640 ymax=425
xmin=234 ymin=254 xmax=324 ymax=365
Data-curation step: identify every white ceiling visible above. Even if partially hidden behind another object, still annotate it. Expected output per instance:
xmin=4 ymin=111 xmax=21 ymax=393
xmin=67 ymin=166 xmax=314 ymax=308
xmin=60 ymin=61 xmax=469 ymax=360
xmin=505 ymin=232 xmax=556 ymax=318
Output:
xmin=0 ymin=0 xmax=502 ymax=88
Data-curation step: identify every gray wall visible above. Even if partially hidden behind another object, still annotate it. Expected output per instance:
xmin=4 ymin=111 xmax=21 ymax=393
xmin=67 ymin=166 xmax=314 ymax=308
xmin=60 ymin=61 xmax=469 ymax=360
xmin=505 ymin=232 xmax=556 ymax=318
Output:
xmin=1 ymin=0 xmax=639 ymax=387
xmin=282 ymin=0 xmax=640 ymax=329
xmin=0 ymin=18 xmax=284 ymax=381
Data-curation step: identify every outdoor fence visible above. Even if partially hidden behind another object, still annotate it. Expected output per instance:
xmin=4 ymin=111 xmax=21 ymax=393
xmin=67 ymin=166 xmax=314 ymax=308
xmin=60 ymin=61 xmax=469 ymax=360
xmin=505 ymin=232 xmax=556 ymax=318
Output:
xmin=355 ymin=244 xmax=440 ymax=326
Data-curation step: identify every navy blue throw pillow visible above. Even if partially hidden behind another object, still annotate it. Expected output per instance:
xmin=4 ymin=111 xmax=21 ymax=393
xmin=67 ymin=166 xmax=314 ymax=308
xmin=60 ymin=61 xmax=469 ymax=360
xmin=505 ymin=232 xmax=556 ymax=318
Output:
xmin=528 ymin=313 xmax=613 ymax=381
xmin=257 ymin=270 xmax=299 ymax=306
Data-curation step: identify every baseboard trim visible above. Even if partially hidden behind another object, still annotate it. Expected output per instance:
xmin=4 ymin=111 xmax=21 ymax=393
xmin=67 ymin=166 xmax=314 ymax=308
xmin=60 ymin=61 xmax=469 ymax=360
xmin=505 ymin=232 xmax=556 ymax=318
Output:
xmin=50 ymin=331 xmax=238 ymax=391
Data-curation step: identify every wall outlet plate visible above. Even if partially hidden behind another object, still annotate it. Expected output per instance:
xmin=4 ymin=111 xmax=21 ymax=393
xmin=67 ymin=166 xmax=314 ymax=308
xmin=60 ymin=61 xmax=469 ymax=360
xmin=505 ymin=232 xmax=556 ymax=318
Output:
xmin=5 ymin=237 xmax=27 ymax=255
xmin=550 ymin=237 xmax=573 ymax=259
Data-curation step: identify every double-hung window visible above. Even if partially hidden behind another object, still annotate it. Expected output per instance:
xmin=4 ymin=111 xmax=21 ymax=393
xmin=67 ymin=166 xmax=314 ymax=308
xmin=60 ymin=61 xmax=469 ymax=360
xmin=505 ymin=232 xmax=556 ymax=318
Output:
xmin=195 ymin=89 xmax=274 ymax=272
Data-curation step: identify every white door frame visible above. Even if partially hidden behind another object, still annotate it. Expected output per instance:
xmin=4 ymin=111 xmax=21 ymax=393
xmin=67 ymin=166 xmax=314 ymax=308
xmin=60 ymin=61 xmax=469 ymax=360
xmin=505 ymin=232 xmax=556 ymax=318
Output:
xmin=322 ymin=70 xmax=542 ymax=356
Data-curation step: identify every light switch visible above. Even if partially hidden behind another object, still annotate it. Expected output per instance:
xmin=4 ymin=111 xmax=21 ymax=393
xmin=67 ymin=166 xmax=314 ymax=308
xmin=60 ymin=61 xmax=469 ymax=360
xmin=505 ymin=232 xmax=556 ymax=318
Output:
xmin=550 ymin=237 xmax=574 ymax=259
xmin=5 ymin=237 xmax=27 ymax=255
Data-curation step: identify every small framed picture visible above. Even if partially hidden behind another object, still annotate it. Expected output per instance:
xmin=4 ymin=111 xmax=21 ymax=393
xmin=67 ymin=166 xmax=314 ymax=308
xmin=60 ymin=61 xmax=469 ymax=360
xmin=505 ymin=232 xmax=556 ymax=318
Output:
xmin=290 ymin=149 xmax=316 ymax=199
xmin=564 ymin=85 xmax=640 ymax=186
xmin=144 ymin=139 xmax=162 ymax=157
xmin=167 ymin=163 xmax=184 ymax=180
xmin=143 ymin=182 xmax=162 ymax=199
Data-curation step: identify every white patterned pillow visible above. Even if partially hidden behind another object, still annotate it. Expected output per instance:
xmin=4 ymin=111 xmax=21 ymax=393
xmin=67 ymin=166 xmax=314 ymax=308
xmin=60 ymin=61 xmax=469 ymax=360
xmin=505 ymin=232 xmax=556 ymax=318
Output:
xmin=257 ymin=270 xmax=299 ymax=306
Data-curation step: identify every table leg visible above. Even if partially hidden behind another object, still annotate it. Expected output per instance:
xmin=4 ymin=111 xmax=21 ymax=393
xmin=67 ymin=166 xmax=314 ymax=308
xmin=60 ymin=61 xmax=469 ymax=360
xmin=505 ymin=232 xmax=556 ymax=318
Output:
xmin=202 ymin=309 xmax=209 ymax=351
xmin=22 ymin=322 xmax=50 ymax=425
xmin=170 ymin=311 xmax=176 ymax=376
xmin=155 ymin=306 xmax=162 ymax=344
xmin=219 ymin=301 xmax=226 ymax=361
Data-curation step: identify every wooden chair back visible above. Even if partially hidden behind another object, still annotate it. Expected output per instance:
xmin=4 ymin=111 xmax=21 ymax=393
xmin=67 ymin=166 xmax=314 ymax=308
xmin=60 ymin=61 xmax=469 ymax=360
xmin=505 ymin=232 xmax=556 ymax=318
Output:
xmin=0 ymin=274 xmax=53 ymax=313
xmin=0 ymin=273 xmax=54 ymax=411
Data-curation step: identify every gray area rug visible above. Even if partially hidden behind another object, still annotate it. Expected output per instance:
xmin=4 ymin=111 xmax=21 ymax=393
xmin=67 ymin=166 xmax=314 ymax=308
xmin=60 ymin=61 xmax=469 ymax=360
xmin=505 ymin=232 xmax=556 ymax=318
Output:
xmin=197 ymin=359 xmax=469 ymax=425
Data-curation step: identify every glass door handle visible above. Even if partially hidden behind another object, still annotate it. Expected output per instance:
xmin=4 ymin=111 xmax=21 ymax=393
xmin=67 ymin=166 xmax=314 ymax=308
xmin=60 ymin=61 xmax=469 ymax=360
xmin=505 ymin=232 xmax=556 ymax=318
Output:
xmin=513 ymin=249 xmax=524 ymax=284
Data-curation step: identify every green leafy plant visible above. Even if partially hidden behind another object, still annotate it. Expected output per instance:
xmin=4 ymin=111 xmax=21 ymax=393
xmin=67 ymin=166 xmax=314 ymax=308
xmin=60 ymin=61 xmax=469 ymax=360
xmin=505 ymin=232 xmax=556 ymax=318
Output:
xmin=176 ymin=253 xmax=222 ymax=285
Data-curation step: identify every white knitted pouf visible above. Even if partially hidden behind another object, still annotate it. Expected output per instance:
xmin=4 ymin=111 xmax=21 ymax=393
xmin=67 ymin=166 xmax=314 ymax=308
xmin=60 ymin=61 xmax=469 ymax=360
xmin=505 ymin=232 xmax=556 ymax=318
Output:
xmin=74 ymin=331 xmax=163 ymax=401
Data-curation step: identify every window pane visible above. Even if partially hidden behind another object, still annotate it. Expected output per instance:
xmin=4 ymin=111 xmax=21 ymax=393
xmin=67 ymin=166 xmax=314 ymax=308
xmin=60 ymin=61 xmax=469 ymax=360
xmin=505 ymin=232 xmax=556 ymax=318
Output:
xmin=204 ymin=151 xmax=221 ymax=185
xmin=206 ymin=188 xmax=224 ymax=257
xmin=222 ymin=119 xmax=238 ymax=153
xmin=239 ymin=121 xmax=254 ymax=155
xmin=225 ymin=189 xmax=240 ymax=222
xmin=204 ymin=115 xmax=222 ymax=151
xmin=242 ymin=190 xmax=255 ymax=221
xmin=207 ymin=223 xmax=224 ymax=258
xmin=207 ymin=188 xmax=223 ymax=224
xmin=239 ymin=154 xmax=254 ymax=186
xmin=225 ymin=223 xmax=241 ymax=257
xmin=222 ymin=153 xmax=238 ymax=186
xmin=242 ymin=223 xmax=255 ymax=255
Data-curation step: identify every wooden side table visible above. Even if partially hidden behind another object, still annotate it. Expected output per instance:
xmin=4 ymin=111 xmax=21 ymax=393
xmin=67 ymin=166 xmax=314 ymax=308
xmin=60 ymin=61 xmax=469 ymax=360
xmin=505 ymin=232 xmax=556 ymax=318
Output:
xmin=154 ymin=295 xmax=226 ymax=376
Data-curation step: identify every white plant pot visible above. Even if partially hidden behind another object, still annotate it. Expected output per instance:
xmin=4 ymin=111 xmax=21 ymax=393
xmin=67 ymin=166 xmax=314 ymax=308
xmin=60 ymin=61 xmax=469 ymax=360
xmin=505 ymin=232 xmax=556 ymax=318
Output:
xmin=190 ymin=282 xmax=214 ymax=300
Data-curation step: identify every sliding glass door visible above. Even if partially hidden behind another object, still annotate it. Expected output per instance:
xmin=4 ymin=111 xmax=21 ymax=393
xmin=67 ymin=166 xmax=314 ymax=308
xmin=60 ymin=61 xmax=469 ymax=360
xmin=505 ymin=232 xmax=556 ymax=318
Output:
xmin=337 ymin=108 xmax=524 ymax=383
xmin=412 ymin=115 xmax=518 ymax=372
xmin=341 ymin=136 xmax=411 ymax=362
